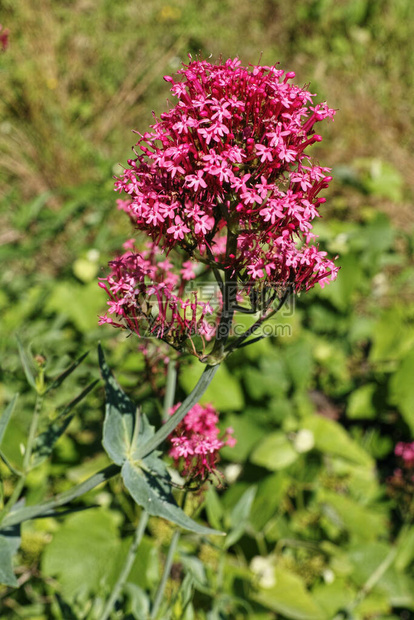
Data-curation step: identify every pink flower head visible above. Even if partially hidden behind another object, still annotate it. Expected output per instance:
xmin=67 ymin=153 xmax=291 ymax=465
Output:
xmin=98 ymin=241 xmax=216 ymax=350
xmin=115 ymin=57 xmax=338 ymax=293
xmin=168 ymin=402 xmax=236 ymax=480
xmin=395 ymin=442 xmax=414 ymax=469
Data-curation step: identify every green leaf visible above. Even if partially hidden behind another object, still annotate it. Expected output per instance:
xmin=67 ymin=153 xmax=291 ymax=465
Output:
xmin=225 ymin=486 xmax=257 ymax=548
xmin=395 ymin=527 xmax=414 ymax=572
xmin=347 ymin=384 xmax=377 ymax=419
xmin=32 ymin=416 xmax=76 ymax=468
xmin=250 ymin=432 xmax=298 ymax=470
xmin=358 ymin=158 xmax=404 ymax=202
xmin=122 ymin=459 xmax=223 ymax=536
xmin=205 ymin=487 xmax=224 ymax=532
xmin=109 ymin=535 xmax=159 ymax=593
xmin=252 ymin=566 xmax=327 ymax=620
xmin=348 ymin=543 xmax=414 ymax=609
xmin=45 ymin=281 xmax=106 ymax=332
xmin=250 ymin=473 xmax=291 ymax=532
xmin=45 ymin=351 xmax=89 ymax=393
xmin=318 ymin=490 xmax=387 ymax=542
xmin=318 ymin=253 xmax=364 ymax=312
xmin=283 ymin=340 xmax=313 ymax=391
xmin=57 ymin=379 xmax=99 ymax=420
xmin=301 ymin=415 xmax=373 ymax=467
xmin=41 ymin=509 xmax=122 ymax=599
xmin=370 ymin=307 xmax=414 ymax=363
xmin=32 ymin=381 xmax=99 ymax=467
xmin=389 ymin=348 xmax=414 ymax=434
xmin=244 ymin=355 xmax=289 ymax=399
xmin=2 ymin=464 xmax=120 ymax=529
xmin=16 ymin=335 xmax=37 ymax=390
xmin=99 ymin=344 xmax=138 ymax=465
xmin=312 ymin=578 xmax=356 ymax=618
xmin=123 ymin=583 xmax=151 ymax=620
xmin=0 ymin=536 xmax=18 ymax=587
xmin=219 ymin=412 xmax=264 ymax=462
xmin=0 ymin=524 xmax=21 ymax=588
xmin=0 ymin=393 xmax=18 ymax=447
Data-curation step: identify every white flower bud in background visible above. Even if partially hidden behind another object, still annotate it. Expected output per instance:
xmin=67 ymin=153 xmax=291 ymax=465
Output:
xmin=294 ymin=429 xmax=315 ymax=453
xmin=250 ymin=556 xmax=276 ymax=589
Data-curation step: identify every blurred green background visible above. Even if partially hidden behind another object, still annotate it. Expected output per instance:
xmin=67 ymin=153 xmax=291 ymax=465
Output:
xmin=1 ymin=1 xmax=414 ymax=618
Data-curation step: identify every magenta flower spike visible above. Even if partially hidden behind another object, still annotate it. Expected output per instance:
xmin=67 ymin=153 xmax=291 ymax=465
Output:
xmin=101 ymin=57 xmax=339 ymax=354
xmin=115 ymin=57 xmax=337 ymax=290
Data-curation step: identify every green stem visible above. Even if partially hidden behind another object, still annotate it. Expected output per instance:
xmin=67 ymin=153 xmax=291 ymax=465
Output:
xmin=0 ymin=392 xmax=44 ymax=522
xmin=335 ymin=545 xmax=398 ymax=619
xmin=24 ymin=392 xmax=43 ymax=471
xmin=225 ymin=288 xmax=291 ymax=354
xmin=0 ymin=449 xmax=23 ymax=478
xmin=100 ymin=510 xmax=149 ymax=620
xmin=150 ymin=366 xmax=181 ymax=619
xmin=150 ymin=530 xmax=180 ymax=619
xmin=163 ymin=360 xmax=178 ymax=422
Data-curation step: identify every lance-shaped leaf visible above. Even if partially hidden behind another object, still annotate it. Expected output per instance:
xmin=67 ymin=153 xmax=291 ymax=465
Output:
xmin=99 ymin=344 xmax=139 ymax=465
xmin=0 ymin=394 xmax=18 ymax=447
xmin=45 ymin=351 xmax=89 ymax=394
xmin=99 ymin=345 xmax=223 ymax=536
xmin=224 ymin=486 xmax=257 ymax=549
xmin=32 ymin=380 xmax=99 ymax=467
xmin=16 ymin=336 xmax=38 ymax=391
xmin=0 ymin=523 xmax=21 ymax=588
xmin=122 ymin=460 xmax=223 ymax=537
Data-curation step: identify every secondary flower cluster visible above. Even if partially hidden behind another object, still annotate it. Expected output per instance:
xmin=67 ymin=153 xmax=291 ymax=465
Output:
xmin=395 ymin=441 xmax=414 ymax=468
xmin=168 ymin=402 xmax=236 ymax=481
xmin=387 ymin=441 xmax=414 ymax=514
xmin=99 ymin=240 xmax=215 ymax=348
xmin=115 ymin=57 xmax=338 ymax=291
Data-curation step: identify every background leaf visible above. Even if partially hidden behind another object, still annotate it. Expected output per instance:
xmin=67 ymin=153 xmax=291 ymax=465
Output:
xmin=252 ymin=566 xmax=327 ymax=620
xmin=250 ymin=432 xmax=298 ymax=471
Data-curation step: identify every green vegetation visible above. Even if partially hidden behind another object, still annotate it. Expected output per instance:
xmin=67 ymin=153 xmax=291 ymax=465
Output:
xmin=1 ymin=0 xmax=414 ymax=618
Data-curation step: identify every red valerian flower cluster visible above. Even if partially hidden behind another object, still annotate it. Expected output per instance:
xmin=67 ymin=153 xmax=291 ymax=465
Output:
xmin=395 ymin=441 xmax=414 ymax=468
xmin=115 ymin=57 xmax=338 ymax=291
xmin=387 ymin=441 xmax=414 ymax=514
xmin=168 ymin=402 xmax=236 ymax=481
xmin=99 ymin=240 xmax=215 ymax=349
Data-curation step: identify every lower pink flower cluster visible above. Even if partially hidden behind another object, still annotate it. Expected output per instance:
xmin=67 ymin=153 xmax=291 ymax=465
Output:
xmin=98 ymin=240 xmax=215 ymax=348
xmin=168 ymin=402 xmax=236 ymax=481
xmin=388 ymin=441 xmax=414 ymax=501
xmin=395 ymin=441 xmax=414 ymax=468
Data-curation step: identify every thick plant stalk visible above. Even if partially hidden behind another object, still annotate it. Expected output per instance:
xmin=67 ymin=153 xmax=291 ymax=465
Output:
xmin=100 ymin=510 xmax=149 ymax=620
xmin=150 ymin=529 xmax=180 ymax=619
xmin=137 ymin=363 xmax=220 ymax=459
xmin=163 ymin=359 xmax=178 ymax=422
xmin=150 ymin=361 xmax=181 ymax=618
